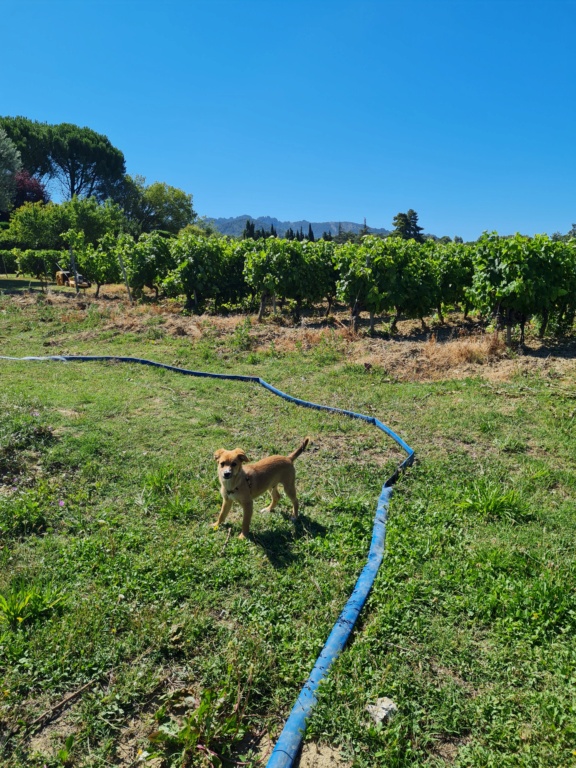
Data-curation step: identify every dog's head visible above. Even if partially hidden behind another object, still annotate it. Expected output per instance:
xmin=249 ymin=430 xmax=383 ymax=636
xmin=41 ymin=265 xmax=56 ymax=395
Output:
xmin=214 ymin=448 xmax=249 ymax=483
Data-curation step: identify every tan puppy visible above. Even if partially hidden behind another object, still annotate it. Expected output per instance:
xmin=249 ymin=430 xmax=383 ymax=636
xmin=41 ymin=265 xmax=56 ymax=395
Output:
xmin=213 ymin=438 xmax=310 ymax=539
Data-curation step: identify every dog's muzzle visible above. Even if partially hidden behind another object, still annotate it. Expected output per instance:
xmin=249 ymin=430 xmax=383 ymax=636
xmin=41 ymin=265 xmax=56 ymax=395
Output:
xmin=223 ymin=470 xmax=232 ymax=479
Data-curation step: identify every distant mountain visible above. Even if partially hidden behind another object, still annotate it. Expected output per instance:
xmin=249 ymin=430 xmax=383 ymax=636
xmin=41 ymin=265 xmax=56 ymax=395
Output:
xmin=208 ymin=215 xmax=390 ymax=239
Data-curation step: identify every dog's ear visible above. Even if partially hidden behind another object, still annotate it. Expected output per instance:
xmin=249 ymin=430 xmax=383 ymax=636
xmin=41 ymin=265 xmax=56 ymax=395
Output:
xmin=214 ymin=449 xmax=224 ymax=461
xmin=235 ymin=451 xmax=249 ymax=463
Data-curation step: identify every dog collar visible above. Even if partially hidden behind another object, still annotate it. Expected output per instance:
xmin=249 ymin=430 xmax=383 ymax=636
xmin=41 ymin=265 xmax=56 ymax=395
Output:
xmin=227 ymin=475 xmax=251 ymax=496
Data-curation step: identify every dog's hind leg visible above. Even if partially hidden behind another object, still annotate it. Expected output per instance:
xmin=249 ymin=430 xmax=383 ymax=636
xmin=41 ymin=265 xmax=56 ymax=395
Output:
xmin=261 ymin=485 xmax=281 ymax=513
xmin=282 ymin=478 xmax=299 ymax=520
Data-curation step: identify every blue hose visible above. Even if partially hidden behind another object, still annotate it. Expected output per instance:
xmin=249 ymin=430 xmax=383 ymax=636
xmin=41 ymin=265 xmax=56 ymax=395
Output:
xmin=0 ymin=354 xmax=414 ymax=766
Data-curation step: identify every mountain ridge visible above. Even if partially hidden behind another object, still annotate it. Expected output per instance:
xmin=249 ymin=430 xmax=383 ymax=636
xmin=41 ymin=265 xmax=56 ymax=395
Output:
xmin=207 ymin=215 xmax=390 ymax=239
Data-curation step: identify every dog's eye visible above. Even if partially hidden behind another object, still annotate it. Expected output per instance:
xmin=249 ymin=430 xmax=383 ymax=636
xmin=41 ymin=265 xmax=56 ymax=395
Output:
xmin=231 ymin=462 xmax=237 ymax=467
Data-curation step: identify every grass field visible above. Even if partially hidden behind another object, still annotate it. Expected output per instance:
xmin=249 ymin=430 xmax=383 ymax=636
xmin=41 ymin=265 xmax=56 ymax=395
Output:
xmin=1 ymin=284 xmax=575 ymax=767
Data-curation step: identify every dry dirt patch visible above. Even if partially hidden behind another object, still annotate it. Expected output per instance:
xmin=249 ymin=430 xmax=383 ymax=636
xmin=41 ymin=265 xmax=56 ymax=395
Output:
xmin=10 ymin=291 xmax=576 ymax=383
xmin=257 ymin=734 xmax=350 ymax=767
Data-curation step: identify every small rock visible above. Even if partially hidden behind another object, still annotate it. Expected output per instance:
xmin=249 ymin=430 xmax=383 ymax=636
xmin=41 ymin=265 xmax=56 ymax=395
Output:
xmin=366 ymin=697 xmax=398 ymax=724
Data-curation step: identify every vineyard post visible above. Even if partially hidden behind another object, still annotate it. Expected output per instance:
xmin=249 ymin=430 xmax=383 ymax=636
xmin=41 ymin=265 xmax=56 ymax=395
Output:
xmin=117 ymin=250 xmax=133 ymax=305
xmin=69 ymin=246 xmax=80 ymax=294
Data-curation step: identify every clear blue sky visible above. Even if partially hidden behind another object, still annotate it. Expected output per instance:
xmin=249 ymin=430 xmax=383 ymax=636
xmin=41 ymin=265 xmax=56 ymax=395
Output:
xmin=2 ymin=0 xmax=576 ymax=240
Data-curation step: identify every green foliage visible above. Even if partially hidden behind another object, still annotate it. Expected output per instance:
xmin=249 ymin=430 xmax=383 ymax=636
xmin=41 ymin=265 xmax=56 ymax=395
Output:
xmin=6 ymin=197 xmax=127 ymax=250
xmin=0 ymin=489 xmax=49 ymax=538
xmin=16 ymin=249 xmax=63 ymax=279
xmin=0 ymin=116 xmax=52 ymax=179
xmin=119 ymin=175 xmax=196 ymax=235
xmin=0 ymin=117 xmax=126 ymax=202
xmin=0 ymin=127 xmax=21 ymax=213
xmin=48 ymin=122 xmax=126 ymax=201
xmin=72 ymin=231 xmax=121 ymax=295
xmin=219 ymin=239 xmax=250 ymax=305
xmin=468 ymin=232 xmax=575 ymax=341
xmin=335 ymin=236 xmax=440 ymax=329
xmin=459 ymin=479 xmax=529 ymax=523
xmin=301 ymin=239 xmax=338 ymax=305
xmin=140 ymin=180 xmax=195 ymax=234
xmin=0 ymin=249 xmax=18 ymax=272
xmin=387 ymin=237 xmax=439 ymax=325
xmin=391 ymin=208 xmax=424 ymax=242
xmin=3 ymin=201 xmax=64 ymax=249
xmin=244 ymin=238 xmax=336 ymax=319
xmin=428 ymin=240 xmax=474 ymax=318
xmin=164 ymin=232 xmax=226 ymax=310
xmin=149 ymin=668 xmax=250 ymax=767
xmin=56 ymin=734 xmax=75 ymax=767
xmin=116 ymin=230 xmax=175 ymax=298
xmin=0 ymin=414 xmax=55 ymax=477
xmin=0 ymin=582 xmax=65 ymax=630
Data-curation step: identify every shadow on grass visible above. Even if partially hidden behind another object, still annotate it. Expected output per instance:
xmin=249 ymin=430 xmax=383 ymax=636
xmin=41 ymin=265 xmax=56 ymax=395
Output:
xmin=254 ymin=514 xmax=327 ymax=569
xmin=0 ymin=276 xmax=48 ymax=292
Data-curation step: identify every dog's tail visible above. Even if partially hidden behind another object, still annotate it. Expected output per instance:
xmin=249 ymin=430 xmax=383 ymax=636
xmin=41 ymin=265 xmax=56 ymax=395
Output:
xmin=288 ymin=437 xmax=310 ymax=463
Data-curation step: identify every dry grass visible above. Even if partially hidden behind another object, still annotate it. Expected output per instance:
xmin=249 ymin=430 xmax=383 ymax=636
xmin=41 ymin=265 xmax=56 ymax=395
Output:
xmin=422 ymin=331 xmax=507 ymax=368
xmin=7 ymin=288 xmax=576 ymax=384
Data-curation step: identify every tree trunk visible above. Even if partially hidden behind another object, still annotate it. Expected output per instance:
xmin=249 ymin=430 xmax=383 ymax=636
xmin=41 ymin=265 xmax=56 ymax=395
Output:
xmin=437 ymin=304 xmax=444 ymax=324
xmin=95 ymin=282 xmax=101 ymax=298
xmin=293 ymin=298 xmax=302 ymax=324
xmin=506 ymin=308 xmax=513 ymax=347
xmin=538 ymin=308 xmax=549 ymax=339
xmin=369 ymin=311 xmax=375 ymax=336
xmin=258 ymin=292 xmax=267 ymax=321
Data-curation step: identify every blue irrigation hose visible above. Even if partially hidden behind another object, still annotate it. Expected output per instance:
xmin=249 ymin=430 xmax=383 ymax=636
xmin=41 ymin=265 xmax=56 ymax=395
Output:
xmin=0 ymin=355 xmax=414 ymax=766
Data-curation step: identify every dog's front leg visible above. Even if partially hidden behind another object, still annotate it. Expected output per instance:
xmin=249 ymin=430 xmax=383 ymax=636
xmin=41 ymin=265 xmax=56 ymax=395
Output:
xmin=213 ymin=497 xmax=233 ymax=530
xmin=239 ymin=501 xmax=254 ymax=539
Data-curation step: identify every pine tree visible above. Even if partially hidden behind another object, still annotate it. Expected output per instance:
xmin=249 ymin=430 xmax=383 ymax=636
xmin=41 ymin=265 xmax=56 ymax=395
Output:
xmin=243 ymin=219 xmax=256 ymax=239
xmin=391 ymin=209 xmax=424 ymax=242
xmin=308 ymin=224 xmax=315 ymax=242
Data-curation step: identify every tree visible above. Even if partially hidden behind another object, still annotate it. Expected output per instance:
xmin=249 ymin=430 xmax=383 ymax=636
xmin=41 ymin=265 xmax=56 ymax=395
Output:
xmin=0 ymin=128 xmax=21 ymax=213
xmin=6 ymin=202 xmax=62 ymax=250
xmin=7 ymin=197 xmax=127 ymax=250
xmin=243 ymin=219 xmax=256 ymax=239
xmin=0 ymin=116 xmax=52 ymax=179
xmin=14 ymin=171 xmax=49 ymax=206
xmin=391 ymin=209 xmax=424 ymax=242
xmin=0 ymin=170 xmax=50 ymax=224
xmin=48 ymin=123 xmax=126 ymax=201
xmin=134 ymin=177 xmax=196 ymax=235
xmin=307 ymin=224 xmax=315 ymax=242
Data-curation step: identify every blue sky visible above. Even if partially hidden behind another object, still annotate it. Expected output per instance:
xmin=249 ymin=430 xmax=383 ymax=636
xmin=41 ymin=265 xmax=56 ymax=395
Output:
xmin=2 ymin=0 xmax=576 ymax=240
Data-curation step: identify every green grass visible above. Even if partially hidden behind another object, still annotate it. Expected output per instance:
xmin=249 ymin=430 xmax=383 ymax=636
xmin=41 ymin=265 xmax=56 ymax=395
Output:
xmin=0 ymin=291 xmax=575 ymax=767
